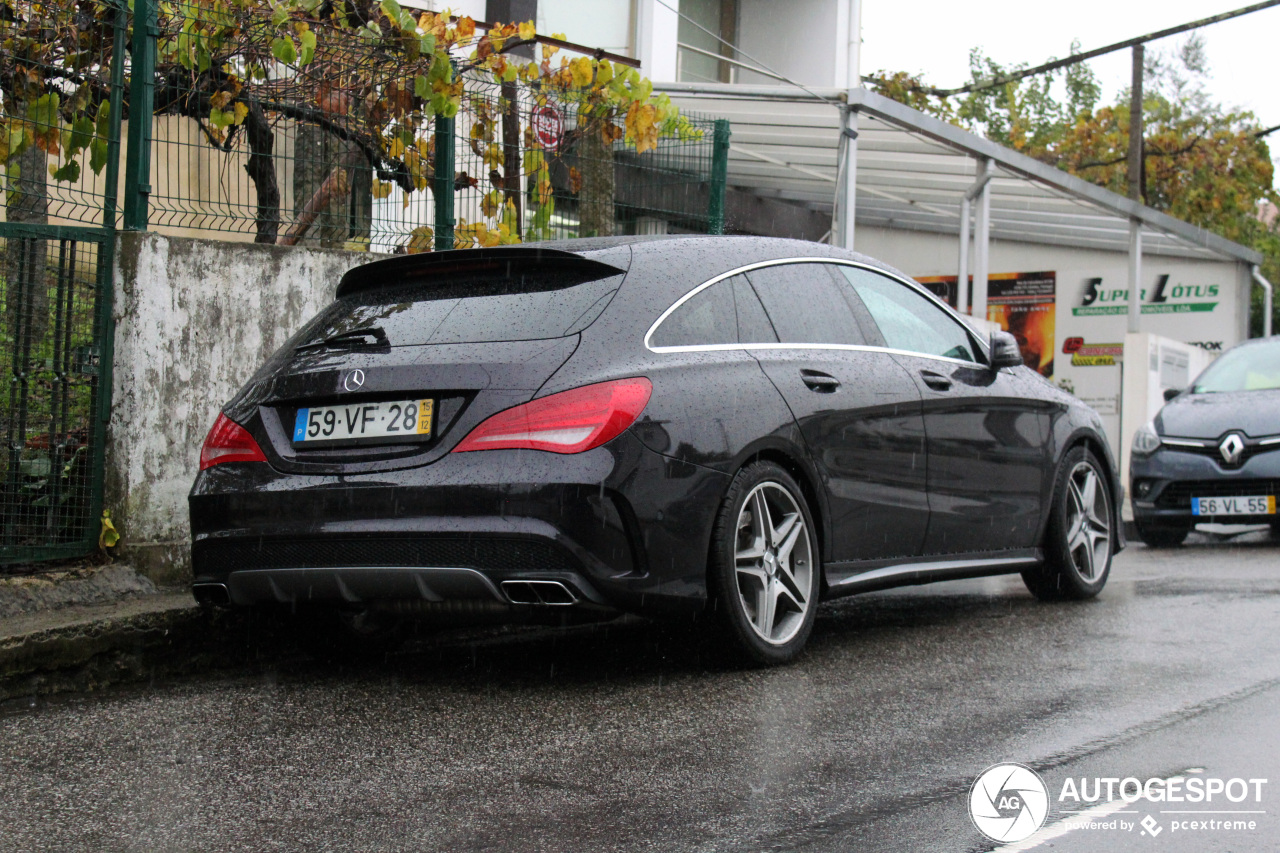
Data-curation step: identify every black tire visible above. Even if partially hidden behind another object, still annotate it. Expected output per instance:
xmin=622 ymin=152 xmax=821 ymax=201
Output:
xmin=707 ymin=461 xmax=820 ymax=665
xmin=1135 ymin=521 xmax=1190 ymax=548
xmin=1023 ymin=447 xmax=1115 ymax=601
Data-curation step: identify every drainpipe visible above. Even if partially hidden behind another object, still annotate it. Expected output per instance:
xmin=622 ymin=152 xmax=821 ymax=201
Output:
xmin=1254 ymin=265 xmax=1274 ymax=338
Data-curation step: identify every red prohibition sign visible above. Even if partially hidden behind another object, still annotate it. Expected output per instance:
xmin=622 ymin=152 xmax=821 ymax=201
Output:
xmin=530 ymin=103 xmax=564 ymax=152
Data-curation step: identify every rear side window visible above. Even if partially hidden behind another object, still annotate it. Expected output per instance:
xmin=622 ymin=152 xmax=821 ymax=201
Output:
xmin=650 ymin=275 xmax=779 ymax=348
xmin=835 ymin=266 xmax=979 ymax=362
xmin=296 ymin=271 xmax=623 ymax=347
xmin=747 ymin=263 xmax=867 ymax=346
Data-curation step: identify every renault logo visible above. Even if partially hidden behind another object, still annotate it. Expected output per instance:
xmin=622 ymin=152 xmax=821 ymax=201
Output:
xmin=1219 ymin=433 xmax=1245 ymax=466
xmin=343 ymin=369 xmax=365 ymax=392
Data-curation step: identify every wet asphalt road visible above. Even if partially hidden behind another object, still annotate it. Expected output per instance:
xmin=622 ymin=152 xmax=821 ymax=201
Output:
xmin=2 ymin=531 xmax=1280 ymax=852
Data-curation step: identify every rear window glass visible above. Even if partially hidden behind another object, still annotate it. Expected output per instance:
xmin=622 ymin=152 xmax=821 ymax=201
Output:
xmin=747 ymin=263 xmax=867 ymax=346
xmin=297 ymin=272 xmax=623 ymax=347
xmin=650 ymin=274 xmax=779 ymax=348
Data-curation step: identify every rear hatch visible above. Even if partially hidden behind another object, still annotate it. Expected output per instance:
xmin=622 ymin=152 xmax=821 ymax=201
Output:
xmin=224 ymin=249 xmax=629 ymax=475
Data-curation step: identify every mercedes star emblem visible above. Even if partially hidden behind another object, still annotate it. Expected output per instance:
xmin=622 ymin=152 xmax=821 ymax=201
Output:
xmin=343 ymin=369 xmax=365 ymax=392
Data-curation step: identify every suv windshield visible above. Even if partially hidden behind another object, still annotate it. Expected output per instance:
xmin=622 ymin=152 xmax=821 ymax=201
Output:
xmin=1191 ymin=339 xmax=1280 ymax=392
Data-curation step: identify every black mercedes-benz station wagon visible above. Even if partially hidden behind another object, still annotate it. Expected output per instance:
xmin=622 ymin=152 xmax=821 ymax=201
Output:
xmin=190 ymin=236 xmax=1123 ymax=663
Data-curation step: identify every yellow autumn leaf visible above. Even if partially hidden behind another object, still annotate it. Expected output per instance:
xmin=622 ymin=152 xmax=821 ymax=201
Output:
xmin=408 ymin=225 xmax=434 ymax=253
xmin=569 ymin=56 xmax=593 ymax=88
xmin=518 ymin=21 xmax=535 ymax=41
xmin=371 ymin=179 xmax=393 ymax=199
xmin=232 ymin=101 xmax=249 ymax=125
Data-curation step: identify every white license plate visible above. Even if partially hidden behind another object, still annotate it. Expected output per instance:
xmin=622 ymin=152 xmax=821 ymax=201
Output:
xmin=1191 ymin=495 xmax=1276 ymax=516
xmin=292 ymin=399 xmax=434 ymax=443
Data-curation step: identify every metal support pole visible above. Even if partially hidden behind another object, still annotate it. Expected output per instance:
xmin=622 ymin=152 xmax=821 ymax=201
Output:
xmin=101 ymin=0 xmax=129 ymax=230
xmin=122 ymin=0 xmax=157 ymax=231
xmin=957 ymin=160 xmax=996 ymax=315
xmin=971 ymin=158 xmax=993 ymax=321
xmin=1126 ymin=44 xmax=1145 ymax=203
xmin=957 ymin=195 xmax=970 ymax=315
xmin=434 ymin=112 xmax=456 ymax=251
xmin=707 ymin=119 xmax=731 ymax=235
xmin=1253 ymin=265 xmax=1274 ymax=338
xmin=840 ymin=107 xmax=858 ymax=250
xmin=1127 ymin=220 xmax=1143 ymax=333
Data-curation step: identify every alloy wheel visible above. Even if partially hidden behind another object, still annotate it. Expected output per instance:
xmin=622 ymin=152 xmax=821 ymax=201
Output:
xmin=1064 ymin=461 xmax=1111 ymax=580
xmin=734 ymin=481 xmax=815 ymax=645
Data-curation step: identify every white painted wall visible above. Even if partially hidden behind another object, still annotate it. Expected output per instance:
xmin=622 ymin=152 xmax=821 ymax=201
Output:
xmin=636 ymin=0 xmax=680 ymax=81
xmin=1118 ymin=332 xmax=1218 ymax=518
xmin=856 ymin=224 xmax=1250 ymax=455
xmin=735 ymin=0 xmax=840 ymax=87
xmin=107 ymin=233 xmax=384 ymax=581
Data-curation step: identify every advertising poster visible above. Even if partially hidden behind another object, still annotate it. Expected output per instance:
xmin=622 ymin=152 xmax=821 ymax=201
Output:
xmin=915 ymin=272 xmax=1057 ymax=378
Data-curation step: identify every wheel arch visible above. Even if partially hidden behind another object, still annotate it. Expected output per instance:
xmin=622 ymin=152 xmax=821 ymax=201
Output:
xmin=720 ymin=444 xmax=832 ymax=594
xmin=1038 ymin=429 xmax=1124 ymax=550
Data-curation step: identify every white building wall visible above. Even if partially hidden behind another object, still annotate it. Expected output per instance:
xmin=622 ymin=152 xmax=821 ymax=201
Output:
xmin=735 ymin=0 xmax=840 ymax=87
xmin=636 ymin=0 xmax=680 ymax=81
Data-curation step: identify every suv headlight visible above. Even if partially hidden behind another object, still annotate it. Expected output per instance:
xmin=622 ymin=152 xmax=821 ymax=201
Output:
xmin=1132 ymin=422 xmax=1162 ymax=456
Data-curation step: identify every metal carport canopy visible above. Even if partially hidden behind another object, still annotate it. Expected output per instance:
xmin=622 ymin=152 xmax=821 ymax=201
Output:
xmin=658 ymin=82 xmax=1262 ymax=266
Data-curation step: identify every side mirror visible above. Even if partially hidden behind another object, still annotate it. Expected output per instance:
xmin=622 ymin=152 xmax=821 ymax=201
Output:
xmin=1163 ymin=387 xmax=1182 ymax=402
xmin=989 ymin=331 xmax=1023 ymax=370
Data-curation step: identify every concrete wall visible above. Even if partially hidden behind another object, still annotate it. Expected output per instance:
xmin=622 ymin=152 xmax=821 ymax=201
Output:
xmin=106 ymin=232 xmax=384 ymax=583
xmin=736 ymin=0 xmax=839 ymax=87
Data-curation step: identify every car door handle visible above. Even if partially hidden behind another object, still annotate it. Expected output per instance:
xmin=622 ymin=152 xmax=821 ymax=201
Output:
xmin=801 ymin=370 xmax=841 ymax=393
xmin=920 ymin=371 xmax=952 ymax=392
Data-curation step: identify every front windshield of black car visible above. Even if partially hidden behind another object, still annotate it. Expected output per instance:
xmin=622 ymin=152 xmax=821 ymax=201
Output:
xmin=1191 ymin=339 xmax=1280 ymax=392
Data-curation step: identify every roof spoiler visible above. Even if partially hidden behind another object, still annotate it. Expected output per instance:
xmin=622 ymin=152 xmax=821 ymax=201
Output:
xmin=336 ymin=247 xmax=628 ymax=298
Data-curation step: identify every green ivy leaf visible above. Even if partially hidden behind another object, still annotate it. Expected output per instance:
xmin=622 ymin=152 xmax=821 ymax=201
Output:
xmin=27 ymin=92 xmax=60 ymax=129
xmin=299 ymin=30 xmax=316 ymax=66
xmin=89 ymin=137 xmax=109 ymax=174
xmin=271 ymin=4 xmax=289 ymax=27
xmin=380 ymin=0 xmax=401 ymax=25
xmin=51 ymin=160 xmax=80 ymax=183
xmin=67 ymin=116 xmax=94 ymax=156
xmin=271 ymin=36 xmax=296 ymax=65
xmin=414 ymin=74 xmax=429 ymax=99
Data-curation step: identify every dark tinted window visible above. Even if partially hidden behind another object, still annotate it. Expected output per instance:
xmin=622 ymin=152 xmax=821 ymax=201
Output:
xmin=747 ymin=263 xmax=866 ymax=345
xmin=835 ymin=266 xmax=978 ymax=362
xmin=294 ymin=272 xmax=623 ymax=347
xmin=651 ymin=278 xmax=738 ymax=347
xmin=731 ymin=276 xmax=778 ymax=343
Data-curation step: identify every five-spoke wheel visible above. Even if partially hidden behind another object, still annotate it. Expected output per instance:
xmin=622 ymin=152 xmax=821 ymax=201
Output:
xmin=710 ymin=462 xmax=819 ymax=664
xmin=1023 ymin=446 xmax=1114 ymax=601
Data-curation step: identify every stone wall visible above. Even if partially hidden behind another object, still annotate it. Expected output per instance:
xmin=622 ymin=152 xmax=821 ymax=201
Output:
xmin=107 ymin=232 xmax=384 ymax=583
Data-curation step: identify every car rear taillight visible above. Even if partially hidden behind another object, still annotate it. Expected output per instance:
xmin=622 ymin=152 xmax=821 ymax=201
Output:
xmin=200 ymin=413 xmax=268 ymax=470
xmin=452 ymin=378 xmax=652 ymax=454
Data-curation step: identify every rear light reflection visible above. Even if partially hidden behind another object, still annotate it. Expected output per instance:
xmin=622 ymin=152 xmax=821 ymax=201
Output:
xmin=452 ymin=378 xmax=652 ymax=454
xmin=200 ymin=413 xmax=268 ymax=470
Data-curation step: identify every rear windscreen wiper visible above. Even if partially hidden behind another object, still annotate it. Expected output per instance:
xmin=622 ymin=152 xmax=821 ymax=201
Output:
xmin=295 ymin=326 xmax=390 ymax=352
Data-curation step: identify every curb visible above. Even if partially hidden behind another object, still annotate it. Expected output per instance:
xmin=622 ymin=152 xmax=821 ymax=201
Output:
xmin=0 ymin=593 xmax=222 ymax=703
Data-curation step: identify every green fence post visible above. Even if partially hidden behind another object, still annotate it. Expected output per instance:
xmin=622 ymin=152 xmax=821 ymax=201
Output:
xmin=122 ymin=0 xmax=157 ymax=231
xmin=101 ymin=0 xmax=129 ymax=229
xmin=708 ymin=119 xmax=731 ymax=235
xmin=434 ymin=113 xmax=456 ymax=251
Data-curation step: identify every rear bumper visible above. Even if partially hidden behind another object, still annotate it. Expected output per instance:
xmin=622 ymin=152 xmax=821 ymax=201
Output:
xmin=189 ymin=431 xmax=728 ymax=615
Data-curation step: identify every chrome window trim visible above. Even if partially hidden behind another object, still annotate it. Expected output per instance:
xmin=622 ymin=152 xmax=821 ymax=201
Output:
xmin=643 ymin=256 xmax=991 ymax=369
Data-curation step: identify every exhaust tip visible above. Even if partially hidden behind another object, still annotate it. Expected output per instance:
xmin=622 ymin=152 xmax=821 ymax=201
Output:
xmin=500 ymin=580 xmax=578 ymax=606
xmin=193 ymin=583 xmax=231 ymax=608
